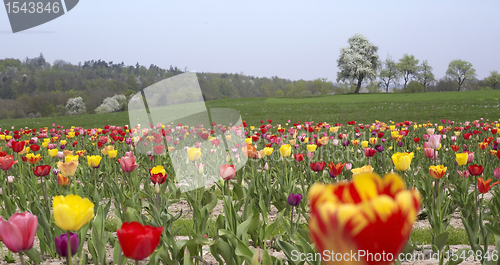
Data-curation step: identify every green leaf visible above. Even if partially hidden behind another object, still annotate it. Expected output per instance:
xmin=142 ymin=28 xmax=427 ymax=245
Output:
xmin=23 ymin=248 xmax=41 ymax=265
xmin=435 ymin=231 xmax=449 ymax=251
xmin=236 ymin=213 xmax=253 ymax=239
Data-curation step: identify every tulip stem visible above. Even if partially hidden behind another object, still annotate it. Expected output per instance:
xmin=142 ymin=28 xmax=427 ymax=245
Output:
xmin=290 ymin=206 xmax=294 ymax=234
xmin=67 ymin=231 xmax=72 ymax=265
xmin=135 ymin=261 xmax=139 ymax=265
xmin=19 ymin=252 xmax=26 ymax=265
xmin=41 ymin=177 xmax=50 ymax=217
xmin=128 ymin=172 xmax=134 ymax=197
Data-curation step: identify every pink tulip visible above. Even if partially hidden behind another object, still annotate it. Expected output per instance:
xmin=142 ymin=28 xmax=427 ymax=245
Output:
xmin=457 ymin=170 xmax=470 ymax=178
xmin=345 ymin=163 xmax=352 ymax=171
xmin=125 ymin=151 xmax=134 ymax=157
xmin=118 ymin=155 xmax=139 ymax=172
xmin=423 ymin=134 xmax=430 ymax=141
xmin=0 ymin=212 xmax=38 ymax=253
xmin=494 ymin=167 xmax=500 ymax=179
xmin=428 ymin=135 xmax=441 ymax=149
xmin=424 ymin=148 xmax=435 ymax=159
xmin=424 ymin=142 xmax=430 ymax=148
xmin=219 ymin=164 xmax=236 ymax=181
xmin=466 ymin=152 xmax=474 ymax=164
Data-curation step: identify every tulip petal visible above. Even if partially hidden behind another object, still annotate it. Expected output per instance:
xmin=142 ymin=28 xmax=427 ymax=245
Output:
xmin=0 ymin=220 xmax=23 ymax=252
xmin=9 ymin=213 xmax=37 ymax=251
xmin=54 ymin=205 xmax=77 ymax=231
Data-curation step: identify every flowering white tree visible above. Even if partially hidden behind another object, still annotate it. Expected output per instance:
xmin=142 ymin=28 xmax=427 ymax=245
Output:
xmin=65 ymin=97 xmax=86 ymax=115
xmin=336 ymin=34 xmax=379 ymax=94
xmin=95 ymin=94 xmax=127 ymax=114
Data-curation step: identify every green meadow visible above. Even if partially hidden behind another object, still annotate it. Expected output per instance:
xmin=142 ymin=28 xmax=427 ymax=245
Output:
xmin=1 ymin=90 xmax=500 ymax=129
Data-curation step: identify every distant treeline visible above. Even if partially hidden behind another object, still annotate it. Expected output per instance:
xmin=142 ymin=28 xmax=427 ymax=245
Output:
xmin=0 ymin=53 xmax=498 ymax=119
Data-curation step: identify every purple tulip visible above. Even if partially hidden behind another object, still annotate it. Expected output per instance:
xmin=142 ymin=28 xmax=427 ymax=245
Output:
xmin=397 ymin=141 xmax=403 ymax=147
xmin=54 ymin=232 xmax=79 ymax=257
xmin=342 ymin=141 xmax=349 ymax=147
xmin=375 ymin=145 xmax=384 ymax=152
xmin=287 ymin=193 xmax=302 ymax=206
xmin=60 ymin=145 xmax=65 ymax=149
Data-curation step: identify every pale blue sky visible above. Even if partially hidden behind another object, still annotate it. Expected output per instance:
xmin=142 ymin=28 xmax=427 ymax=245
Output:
xmin=1 ymin=0 xmax=499 ymax=82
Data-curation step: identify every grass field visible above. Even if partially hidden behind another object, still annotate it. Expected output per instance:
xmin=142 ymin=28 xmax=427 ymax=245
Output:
xmin=2 ymin=90 xmax=500 ymax=129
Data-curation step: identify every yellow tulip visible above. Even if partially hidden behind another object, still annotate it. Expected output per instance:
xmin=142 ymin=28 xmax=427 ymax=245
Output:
xmin=60 ymin=140 xmax=67 ymax=145
xmin=0 ymin=135 xmax=4 ymax=140
xmin=429 ymin=165 xmax=447 ymax=179
xmin=264 ymin=147 xmax=274 ymax=156
xmin=19 ymin=147 xmax=30 ymax=155
xmin=5 ymin=135 xmax=12 ymax=140
xmin=53 ymin=194 xmax=94 ymax=231
xmin=389 ymin=125 xmax=395 ymax=131
xmin=245 ymin=138 xmax=252 ymax=145
xmin=250 ymin=126 xmax=255 ymax=130
xmin=67 ymin=132 xmax=75 ymax=138
xmin=44 ymin=138 xmax=50 ymax=143
xmin=86 ymin=155 xmax=102 ymax=168
xmin=42 ymin=142 xmax=48 ymax=148
xmin=307 ymin=144 xmax=317 ymax=152
xmin=101 ymin=146 xmax=114 ymax=156
xmin=187 ymin=148 xmax=201 ymax=161
xmin=280 ymin=144 xmax=291 ymax=157
xmin=108 ymin=150 xmax=117 ymax=158
xmin=351 ymin=165 xmax=374 ymax=176
xmin=369 ymin=138 xmax=377 ymax=145
xmin=65 ymin=155 xmax=79 ymax=163
xmin=329 ymin=126 xmax=339 ymax=133
xmin=48 ymin=149 xmax=58 ymax=157
xmin=57 ymin=160 xmax=78 ymax=178
xmin=361 ymin=141 xmax=369 ymax=148
xmin=150 ymin=165 xmax=166 ymax=175
xmin=391 ymin=152 xmax=414 ymax=171
xmin=456 ymin=153 xmax=468 ymax=166
xmin=258 ymin=150 xmax=266 ymax=158
xmin=454 ymin=131 xmax=461 ymax=136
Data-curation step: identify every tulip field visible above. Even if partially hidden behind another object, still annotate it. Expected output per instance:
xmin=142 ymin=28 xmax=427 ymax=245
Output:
xmin=1 ymin=93 xmax=500 ymax=264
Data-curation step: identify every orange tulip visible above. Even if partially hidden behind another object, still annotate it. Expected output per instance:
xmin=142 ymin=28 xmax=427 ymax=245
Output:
xmin=327 ymin=162 xmax=346 ymax=177
xmin=478 ymin=177 xmax=500 ymax=194
xmin=57 ymin=160 xmax=78 ymax=178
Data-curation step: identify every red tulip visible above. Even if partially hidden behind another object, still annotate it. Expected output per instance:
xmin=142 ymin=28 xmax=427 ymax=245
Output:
xmin=0 ymin=212 xmax=38 ymax=253
xmin=33 ymin=165 xmax=51 ymax=177
xmin=153 ymin=145 xmax=165 ymax=155
xmin=0 ymin=155 xmax=18 ymax=171
xmin=11 ymin=141 xmax=25 ymax=153
xmin=364 ymin=147 xmax=377 ymax=157
xmin=118 ymin=156 xmax=139 ymax=172
xmin=468 ymin=164 xmax=484 ymax=176
xmin=413 ymin=137 xmax=420 ymax=143
xmin=310 ymin=162 xmax=326 ymax=172
xmin=117 ymin=222 xmax=163 ymax=261
xmin=30 ymin=145 xmax=40 ymax=152
xmin=294 ymin=153 xmax=305 ymax=162
xmin=219 ymin=164 xmax=236 ymax=181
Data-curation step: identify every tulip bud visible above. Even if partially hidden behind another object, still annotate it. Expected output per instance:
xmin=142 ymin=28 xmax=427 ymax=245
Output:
xmin=251 ymin=246 xmax=261 ymax=265
xmin=264 ymin=162 xmax=269 ymax=170
xmin=198 ymin=163 xmax=205 ymax=174
xmin=154 ymin=183 xmax=160 ymax=194
xmin=345 ymin=163 xmax=352 ymax=171
xmin=7 ymin=176 xmax=14 ymax=183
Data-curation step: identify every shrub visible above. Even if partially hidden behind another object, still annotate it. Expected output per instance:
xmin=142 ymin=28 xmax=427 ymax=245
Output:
xmin=66 ymin=97 xmax=86 ymax=115
xmin=95 ymin=94 xmax=127 ymax=113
